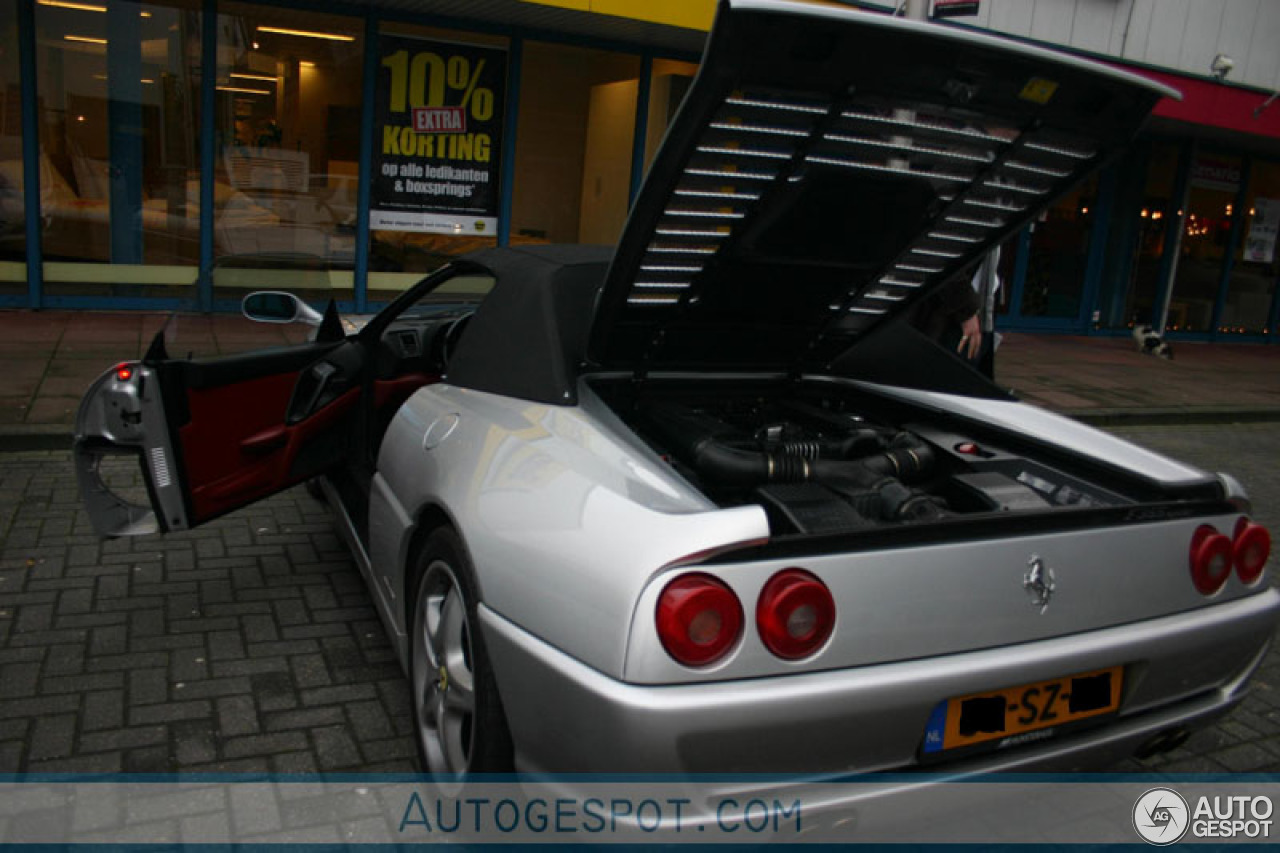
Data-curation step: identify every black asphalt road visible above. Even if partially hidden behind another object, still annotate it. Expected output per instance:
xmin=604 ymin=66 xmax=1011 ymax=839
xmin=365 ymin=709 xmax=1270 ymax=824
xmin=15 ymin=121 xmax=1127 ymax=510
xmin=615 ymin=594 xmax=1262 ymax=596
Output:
xmin=1 ymin=422 xmax=1278 ymax=773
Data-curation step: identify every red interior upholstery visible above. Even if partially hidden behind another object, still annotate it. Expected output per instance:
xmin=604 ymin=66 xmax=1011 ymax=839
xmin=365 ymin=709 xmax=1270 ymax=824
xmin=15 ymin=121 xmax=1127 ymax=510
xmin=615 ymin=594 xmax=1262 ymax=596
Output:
xmin=180 ymin=372 xmax=357 ymax=521
xmin=177 ymin=368 xmax=439 ymax=523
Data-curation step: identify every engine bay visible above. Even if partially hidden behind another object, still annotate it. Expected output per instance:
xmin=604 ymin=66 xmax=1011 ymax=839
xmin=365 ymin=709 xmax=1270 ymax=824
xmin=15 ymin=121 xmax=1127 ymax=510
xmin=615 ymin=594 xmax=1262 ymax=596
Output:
xmin=611 ymin=386 xmax=1133 ymax=537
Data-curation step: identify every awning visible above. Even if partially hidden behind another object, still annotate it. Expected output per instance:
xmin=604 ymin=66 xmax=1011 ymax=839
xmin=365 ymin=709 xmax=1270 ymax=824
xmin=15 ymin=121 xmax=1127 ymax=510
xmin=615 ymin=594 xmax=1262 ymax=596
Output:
xmin=1135 ymin=68 xmax=1280 ymax=142
xmin=340 ymin=0 xmax=710 ymax=54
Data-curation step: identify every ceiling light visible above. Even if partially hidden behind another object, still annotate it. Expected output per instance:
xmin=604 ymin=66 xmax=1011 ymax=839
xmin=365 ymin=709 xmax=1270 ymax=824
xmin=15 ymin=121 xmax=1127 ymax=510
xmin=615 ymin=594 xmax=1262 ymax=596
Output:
xmin=38 ymin=1 xmax=150 ymax=14
xmin=217 ymin=85 xmax=271 ymax=95
xmin=230 ymin=72 xmax=276 ymax=82
xmin=39 ymin=1 xmax=107 ymax=11
xmin=64 ymin=34 xmax=107 ymax=44
xmin=257 ymin=26 xmax=355 ymax=41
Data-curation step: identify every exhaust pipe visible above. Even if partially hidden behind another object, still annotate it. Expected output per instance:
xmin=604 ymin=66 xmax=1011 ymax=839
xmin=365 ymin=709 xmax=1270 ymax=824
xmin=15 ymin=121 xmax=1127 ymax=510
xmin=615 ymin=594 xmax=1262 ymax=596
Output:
xmin=1133 ymin=727 xmax=1191 ymax=760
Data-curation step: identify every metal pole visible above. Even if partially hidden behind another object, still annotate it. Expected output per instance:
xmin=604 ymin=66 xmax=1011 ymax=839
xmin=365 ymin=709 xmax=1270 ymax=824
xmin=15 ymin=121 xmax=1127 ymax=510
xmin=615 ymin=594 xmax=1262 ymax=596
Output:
xmin=17 ymin=0 xmax=43 ymax=309
xmin=197 ymin=0 xmax=216 ymax=312
xmin=497 ymin=37 xmax=523 ymax=248
xmin=904 ymin=0 xmax=930 ymax=21
xmin=1155 ymin=142 xmax=1195 ymax=335
xmin=107 ymin=2 xmax=144 ymax=267
xmin=353 ymin=12 xmax=379 ymax=314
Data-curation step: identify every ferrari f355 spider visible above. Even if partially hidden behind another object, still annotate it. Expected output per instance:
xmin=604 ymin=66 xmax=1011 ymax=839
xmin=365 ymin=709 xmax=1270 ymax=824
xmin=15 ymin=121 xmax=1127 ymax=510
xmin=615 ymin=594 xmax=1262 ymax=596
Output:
xmin=76 ymin=0 xmax=1278 ymax=786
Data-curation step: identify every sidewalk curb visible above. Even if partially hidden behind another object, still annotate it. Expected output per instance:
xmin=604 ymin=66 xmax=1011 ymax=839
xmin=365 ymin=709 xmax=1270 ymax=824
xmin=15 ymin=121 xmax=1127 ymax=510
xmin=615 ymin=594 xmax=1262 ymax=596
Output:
xmin=1068 ymin=407 xmax=1280 ymax=427
xmin=4 ymin=407 xmax=1280 ymax=454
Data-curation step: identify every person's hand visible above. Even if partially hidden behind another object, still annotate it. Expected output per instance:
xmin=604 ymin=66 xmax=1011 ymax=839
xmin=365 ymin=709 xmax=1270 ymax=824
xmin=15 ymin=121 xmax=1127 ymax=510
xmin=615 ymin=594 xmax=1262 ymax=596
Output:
xmin=957 ymin=314 xmax=981 ymax=359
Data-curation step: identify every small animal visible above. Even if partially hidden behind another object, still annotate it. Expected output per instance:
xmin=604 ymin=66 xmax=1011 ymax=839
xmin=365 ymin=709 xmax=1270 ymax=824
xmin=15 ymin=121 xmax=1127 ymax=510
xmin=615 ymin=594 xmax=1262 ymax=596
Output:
xmin=1132 ymin=324 xmax=1173 ymax=360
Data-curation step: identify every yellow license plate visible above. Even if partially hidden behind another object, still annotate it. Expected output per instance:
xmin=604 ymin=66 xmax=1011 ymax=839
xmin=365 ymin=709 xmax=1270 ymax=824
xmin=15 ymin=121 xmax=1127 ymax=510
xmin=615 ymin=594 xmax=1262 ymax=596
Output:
xmin=922 ymin=666 xmax=1123 ymax=754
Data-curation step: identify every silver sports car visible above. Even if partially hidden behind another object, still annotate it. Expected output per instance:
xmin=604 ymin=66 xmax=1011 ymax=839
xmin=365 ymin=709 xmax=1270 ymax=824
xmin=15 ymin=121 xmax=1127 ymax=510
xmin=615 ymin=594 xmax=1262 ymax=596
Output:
xmin=75 ymin=0 xmax=1277 ymax=787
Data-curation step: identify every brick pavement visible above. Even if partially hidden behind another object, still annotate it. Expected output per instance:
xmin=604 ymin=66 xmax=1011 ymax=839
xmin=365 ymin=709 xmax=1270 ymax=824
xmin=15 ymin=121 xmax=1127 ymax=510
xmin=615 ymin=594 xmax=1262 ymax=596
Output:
xmin=994 ymin=333 xmax=1280 ymax=423
xmin=2 ymin=427 xmax=1280 ymax=774
xmin=0 ymin=451 xmax=415 ymax=773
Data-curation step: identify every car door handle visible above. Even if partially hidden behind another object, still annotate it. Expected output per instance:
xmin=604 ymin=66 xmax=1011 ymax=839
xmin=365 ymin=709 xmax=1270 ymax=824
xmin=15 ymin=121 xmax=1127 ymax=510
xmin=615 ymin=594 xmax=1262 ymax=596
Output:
xmin=241 ymin=425 xmax=288 ymax=455
xmin=288 ymin=361 xmax=339 ymax=424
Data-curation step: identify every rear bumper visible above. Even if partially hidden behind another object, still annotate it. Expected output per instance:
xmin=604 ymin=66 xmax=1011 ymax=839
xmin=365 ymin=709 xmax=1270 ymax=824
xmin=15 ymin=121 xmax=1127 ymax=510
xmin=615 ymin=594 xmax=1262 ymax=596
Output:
xmin=481 ymin=587 xmax=1280 ymax=774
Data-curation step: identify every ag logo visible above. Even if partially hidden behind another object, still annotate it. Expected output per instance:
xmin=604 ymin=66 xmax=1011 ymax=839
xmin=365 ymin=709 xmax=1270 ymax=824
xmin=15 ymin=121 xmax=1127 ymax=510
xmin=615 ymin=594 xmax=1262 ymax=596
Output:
xmin=1133 ymin=787 xmax=1190 ymax=845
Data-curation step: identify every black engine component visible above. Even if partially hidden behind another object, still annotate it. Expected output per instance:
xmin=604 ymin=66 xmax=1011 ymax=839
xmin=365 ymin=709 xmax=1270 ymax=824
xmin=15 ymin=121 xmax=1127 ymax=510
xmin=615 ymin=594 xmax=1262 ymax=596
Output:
xmin=951 ymin=472 xmax=1051 ymax=512
xmin=641 ymin=400 xmax=952 ymax=528
xmin=755 ymin=483 xmax=872 ymax=535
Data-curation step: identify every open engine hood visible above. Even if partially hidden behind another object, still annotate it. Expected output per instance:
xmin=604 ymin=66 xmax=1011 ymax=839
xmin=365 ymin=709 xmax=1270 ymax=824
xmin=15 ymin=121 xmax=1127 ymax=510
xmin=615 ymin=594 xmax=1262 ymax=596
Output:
xmin=586 ymin=0 xmax=1178 ymax=374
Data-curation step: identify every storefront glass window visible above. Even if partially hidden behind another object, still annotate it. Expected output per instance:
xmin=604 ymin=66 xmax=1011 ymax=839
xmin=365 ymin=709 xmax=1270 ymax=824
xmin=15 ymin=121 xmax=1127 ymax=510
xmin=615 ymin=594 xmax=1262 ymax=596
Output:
xmin=212 ymin=3 xmax=361 ymax=301
xmin=1166 ymin=152 xmax=1241 ymax=333
xmin=36 ymin=0 xmax=202 ymax=297
xmin=1122 ymin=142 xmax=1181 ymax=327
xmin=1019 ymin=176 xmax=1097 ymax=319
xmin=1219 ymin=159 xmax=1280 ymax=336
xmin=366 ymin=22 xmax=509 ymax=295
xmin=511 ymin=42 xmax=640 ymax=248
xmin=0 ymin=4 xmax=24 ymax=294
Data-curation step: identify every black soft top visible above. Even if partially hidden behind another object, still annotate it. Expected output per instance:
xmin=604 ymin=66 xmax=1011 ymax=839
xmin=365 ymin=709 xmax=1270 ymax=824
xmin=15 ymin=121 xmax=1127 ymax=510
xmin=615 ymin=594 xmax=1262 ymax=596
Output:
xmin=444 ymin=245 xmax=612 ymax=405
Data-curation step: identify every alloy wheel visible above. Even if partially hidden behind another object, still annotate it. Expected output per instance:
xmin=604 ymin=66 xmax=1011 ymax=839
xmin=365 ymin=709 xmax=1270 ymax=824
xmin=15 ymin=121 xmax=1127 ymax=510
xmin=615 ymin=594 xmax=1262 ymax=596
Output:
xmin=411 ymin=560 xmax=476 ymax=773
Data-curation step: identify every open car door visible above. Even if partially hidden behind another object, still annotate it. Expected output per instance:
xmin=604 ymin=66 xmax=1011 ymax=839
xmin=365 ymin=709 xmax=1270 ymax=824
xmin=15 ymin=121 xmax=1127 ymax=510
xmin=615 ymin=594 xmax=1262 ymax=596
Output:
xmin=74 ymin=328 xmax=363 ymax=537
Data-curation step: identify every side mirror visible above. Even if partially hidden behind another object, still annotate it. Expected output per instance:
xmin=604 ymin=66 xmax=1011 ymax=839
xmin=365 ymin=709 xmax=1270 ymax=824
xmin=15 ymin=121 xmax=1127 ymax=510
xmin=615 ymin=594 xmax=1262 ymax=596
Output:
xmin=241 ymin=291 xmax=324 ymax=327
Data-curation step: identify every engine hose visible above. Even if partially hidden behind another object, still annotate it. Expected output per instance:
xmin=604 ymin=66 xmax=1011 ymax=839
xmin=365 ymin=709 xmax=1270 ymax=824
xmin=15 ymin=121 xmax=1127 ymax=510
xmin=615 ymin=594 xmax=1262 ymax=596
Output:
xmin=835 ymin=429 xmax=896 ymax=459
xmin=872 ymin=478 xmax=951 ymax=523
xmin=819 ymin=466 xmax=951 ymax=523
xmin=857 ymin=443 xmax=934 ymax=483
xmin=812 ymin=437 xmax=935 ymax=486
xmin=676 ymin=432 xmax=935 ymax=487
xmin=780 ymin=439 xmax=822 ymax=459
xmin=641 ymin=402 xmax=947 ymax=521
xmin=681 ymin=439 xmax=812 ymax=487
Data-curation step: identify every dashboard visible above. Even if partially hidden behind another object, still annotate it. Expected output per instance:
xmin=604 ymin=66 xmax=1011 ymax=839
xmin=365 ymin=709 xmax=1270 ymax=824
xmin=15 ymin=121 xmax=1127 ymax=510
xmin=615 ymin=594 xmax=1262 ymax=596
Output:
xmin=375 ymin=310 xmax=473 ymax=380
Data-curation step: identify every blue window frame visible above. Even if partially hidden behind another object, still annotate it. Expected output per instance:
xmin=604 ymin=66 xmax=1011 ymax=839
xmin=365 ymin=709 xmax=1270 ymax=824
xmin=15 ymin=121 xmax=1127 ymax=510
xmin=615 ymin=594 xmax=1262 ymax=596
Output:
xmin=8 ymin=0 xmax=697 ymax=315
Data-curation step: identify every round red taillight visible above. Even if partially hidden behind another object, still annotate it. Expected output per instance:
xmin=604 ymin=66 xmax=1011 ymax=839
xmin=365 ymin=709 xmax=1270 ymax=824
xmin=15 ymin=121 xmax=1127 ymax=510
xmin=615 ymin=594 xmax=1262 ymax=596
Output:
xmin=1233 ymin=518 xmax=1271 ymax=585
xmin=1190 ymin=524 xmax=1233 ymax=596
xmin=756 ymin=569 xmax=835 ymax=660
xmin=656 ymin=573 xmax=743 ymax=667
xmin=115 ymin=365 xmax=133 ymax=382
